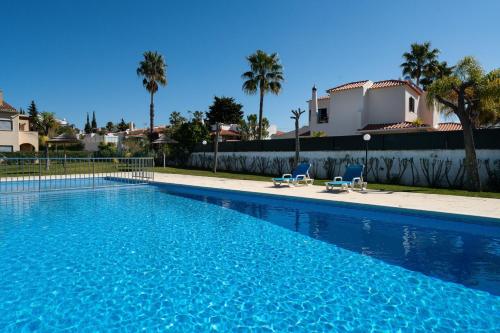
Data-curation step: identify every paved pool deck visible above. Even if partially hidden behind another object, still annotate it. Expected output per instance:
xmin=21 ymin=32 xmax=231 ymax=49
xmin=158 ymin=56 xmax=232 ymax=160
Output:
xmin=151 ymin=173 xmax=500 ymax=220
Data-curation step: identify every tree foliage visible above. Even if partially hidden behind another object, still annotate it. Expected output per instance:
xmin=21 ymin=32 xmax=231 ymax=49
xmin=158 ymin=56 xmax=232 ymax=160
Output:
xmin=27 ymin=100 xmax=39 ymax=131
xmin=91 ymin=111 xmax=97 ymax=132
xmin=84 ymin=113 xmax=92 ymax=134
xmin=312 ymin=131 xmax=326 ymax=137
xmin=169 ymin=111 xmax=187 ymax=129
xmin=105 ymin=121 xmax=116 ymax=133
xmin=97 ymin=142 xmax=118 ymax=157
xmin=401 ymin=42 xmax=452 ymax=89
xmin=240 ymin=114 xmax=269 ymax=140
xmin=427 ymin=56 xmax=500 ymax=191
xmin=190 ymin=111 xmax=205 ymax=123
xmin=171 ymin=118 xmax=209 ymax=164
xmin=427 ymin=57 xmax=500 ymax=127
xmin=117 ymin=118 xmax=129 ymax=132
xmin=205 ymin=96 xmax=244 ymax=125
xmin=36 ymin=112 xmax=58 ymax=136
xmin=242 ymin=50 xmax=284 ymax=140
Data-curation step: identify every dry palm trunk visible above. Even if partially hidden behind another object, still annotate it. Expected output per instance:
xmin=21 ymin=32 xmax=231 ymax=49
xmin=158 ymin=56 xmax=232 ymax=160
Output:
xmin=213 ymin=123 xmax=220 ymax=173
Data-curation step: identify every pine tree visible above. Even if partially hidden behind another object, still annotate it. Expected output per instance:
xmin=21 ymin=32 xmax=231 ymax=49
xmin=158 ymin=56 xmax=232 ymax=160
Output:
xmin=84 ymin=113 xmax=92 ymax=134
xmin=27 ymin=100 xmax=39 ymax=131
xmin=91 ymin=111 xmax=97 ymax=132
xmin=19 ymin=108 xmax=26 ymax=115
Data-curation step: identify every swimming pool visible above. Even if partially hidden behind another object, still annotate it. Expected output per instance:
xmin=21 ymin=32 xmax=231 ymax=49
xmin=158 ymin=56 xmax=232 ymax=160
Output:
xmin=0 ymin=184 xmax=499 ymax=331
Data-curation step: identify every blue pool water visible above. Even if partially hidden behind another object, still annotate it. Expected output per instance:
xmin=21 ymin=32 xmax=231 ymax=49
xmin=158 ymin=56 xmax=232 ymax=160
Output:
xmin=0 ymin=185 xmax=499 ymax=332
xmin=0 ymin=177 xmax=140 ymax=193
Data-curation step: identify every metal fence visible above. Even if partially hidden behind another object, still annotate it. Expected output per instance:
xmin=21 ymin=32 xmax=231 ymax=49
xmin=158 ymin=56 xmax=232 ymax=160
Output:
xmin=0 ymin=157 xmax=154 ymax=194
xmin=193 ymin=128 xmax=500 ymax=152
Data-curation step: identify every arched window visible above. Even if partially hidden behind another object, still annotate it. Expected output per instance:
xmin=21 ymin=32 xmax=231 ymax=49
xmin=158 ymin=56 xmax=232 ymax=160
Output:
xmin=409 ymin=97 xmax=415 ymax=112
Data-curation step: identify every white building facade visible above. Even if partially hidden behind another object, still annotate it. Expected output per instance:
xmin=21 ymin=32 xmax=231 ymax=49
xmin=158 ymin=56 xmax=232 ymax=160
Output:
xmin=80 ymin=133 xmax=121 ymax=152
xmin=307 ymin=80 xmax=440 ymax=137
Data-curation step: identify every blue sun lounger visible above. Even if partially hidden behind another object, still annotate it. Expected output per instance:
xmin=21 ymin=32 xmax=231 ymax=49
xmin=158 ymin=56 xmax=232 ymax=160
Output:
xmin=325 ymin=164 xmax=365 ymax=191
xmin=272 ymin=163 xmax=314 ymax=187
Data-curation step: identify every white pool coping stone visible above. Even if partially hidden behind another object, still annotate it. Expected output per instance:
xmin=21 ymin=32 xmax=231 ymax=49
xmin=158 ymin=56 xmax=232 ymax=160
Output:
xmin=151 ymin=173 xmax=500 ymax=220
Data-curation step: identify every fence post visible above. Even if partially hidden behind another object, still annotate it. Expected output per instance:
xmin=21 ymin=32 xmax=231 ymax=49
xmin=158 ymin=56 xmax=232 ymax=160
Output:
xmin=38 ymin=158 xmax=42 ymax=192
xmin=152 ymin=157 xmax=155 ymax=181
xmin=92 ymin=158 xmax=95 ymax=189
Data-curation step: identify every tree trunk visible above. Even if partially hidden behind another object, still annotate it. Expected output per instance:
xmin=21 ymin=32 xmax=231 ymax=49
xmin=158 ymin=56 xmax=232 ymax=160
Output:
xmin=460 ymin=117 xmax=481 ymax=191
xmin=45 ymin=142 xmax=50 ymax=171
xmin=257 ymin=88 xmax=264 ymax=141
xmin=149 ymin=91 xmax=155 ymax=141
xmin=294 ymin=118 xmax=300 ymax=167
xmin=213 ymin=123 xmax=219 ymax=173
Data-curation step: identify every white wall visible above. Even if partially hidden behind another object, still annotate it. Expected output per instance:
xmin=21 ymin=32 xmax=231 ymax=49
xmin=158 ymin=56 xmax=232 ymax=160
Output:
xmin=366 ymin=86 xmax=406 ymax=125
xmin=404 ymin=90 xmax=419 ymax=122
xmin=81 ymin=134 xmax=102 ymax=152
xmin=308 ymin=98 xmax=331 ymax=135
xmin=417 ymin=92 xmax=438 ymax=127
xmin=189 ymin=149 xmax=500 ymax=189
xmin=328 ymin=88 xmax=365 ymax=136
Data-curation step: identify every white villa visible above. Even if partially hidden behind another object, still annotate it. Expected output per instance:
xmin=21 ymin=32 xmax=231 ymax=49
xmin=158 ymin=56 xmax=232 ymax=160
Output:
xmin=0 ymin=91 xmax=39 ymax=152
xmin=273 ymin=80 xmax=461 ymax=139
xmin=80 ymin=133 xmax=121 ymax=152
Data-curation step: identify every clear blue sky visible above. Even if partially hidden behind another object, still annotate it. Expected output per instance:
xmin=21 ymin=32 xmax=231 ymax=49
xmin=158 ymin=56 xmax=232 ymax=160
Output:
xmin=2 ymin=0 xmax=499 ymax=131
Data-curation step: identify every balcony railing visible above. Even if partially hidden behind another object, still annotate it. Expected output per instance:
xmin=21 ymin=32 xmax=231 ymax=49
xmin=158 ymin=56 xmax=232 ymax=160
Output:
xmin=0 ymin=157 xmax=154 ymax=194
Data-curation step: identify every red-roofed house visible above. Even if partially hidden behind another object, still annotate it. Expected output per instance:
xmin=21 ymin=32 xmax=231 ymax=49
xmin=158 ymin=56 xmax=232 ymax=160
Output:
xmin=304 ymin=80 xmax=458 ymax=136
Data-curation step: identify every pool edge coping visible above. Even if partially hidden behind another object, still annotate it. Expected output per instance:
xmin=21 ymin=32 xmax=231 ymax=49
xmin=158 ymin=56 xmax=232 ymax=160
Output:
xmin=148 ymin=179 xmax=500 ymax=226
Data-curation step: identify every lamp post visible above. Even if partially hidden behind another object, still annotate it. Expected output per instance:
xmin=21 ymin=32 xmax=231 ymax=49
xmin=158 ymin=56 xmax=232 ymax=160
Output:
xmin=202 ymin=140 xmax=207 ymax=169
xmin=363 ymin=133 xmax=371 ymax=182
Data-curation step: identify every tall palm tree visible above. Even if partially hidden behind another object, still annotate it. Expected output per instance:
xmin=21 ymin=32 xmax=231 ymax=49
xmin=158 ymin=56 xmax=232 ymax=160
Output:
xmin=421 ymin=61 xmax=455 ymax=89
xmin=242 ymin=50 xmax=284 ymax=140
xmin=401 ymin=42 xmax=439 ymax=88
xmin=137 ymin=51 xmax=167 ymax=140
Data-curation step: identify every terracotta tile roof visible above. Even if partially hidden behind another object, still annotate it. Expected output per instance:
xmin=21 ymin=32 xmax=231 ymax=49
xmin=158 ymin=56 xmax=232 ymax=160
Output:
xmin=359 ymin=122 xmax=462 ymax=132
xmin=436 ymin=122 xmax=462 ymax=131
xmin=0 ymin=101 xmax=17 ymax=112
xmin=127 ymin=126 xmax=165 ymax=136
xmin=327 ymin=80 xmax=370 ymax=93
xmin=210 ymin=129 xmax=240 ymax=136
xmin=371 ymin=80 xmax=423 ymax=95
xmin=274 ymin=131 xmax=285 ymax=136
xmin=359 ymin=122 xmax=428 ymax=131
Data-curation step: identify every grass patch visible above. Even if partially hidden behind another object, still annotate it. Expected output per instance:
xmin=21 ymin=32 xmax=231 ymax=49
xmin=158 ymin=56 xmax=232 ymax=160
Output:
xmin=155 ymin=166 xmax=500 ymax=199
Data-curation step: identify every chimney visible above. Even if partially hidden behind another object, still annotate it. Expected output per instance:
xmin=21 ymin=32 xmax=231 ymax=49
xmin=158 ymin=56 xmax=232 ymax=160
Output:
xmin=0 ymin=90 xmax=3 ymax=105
xmin=311 ymin=85 xmax=318 ymax=122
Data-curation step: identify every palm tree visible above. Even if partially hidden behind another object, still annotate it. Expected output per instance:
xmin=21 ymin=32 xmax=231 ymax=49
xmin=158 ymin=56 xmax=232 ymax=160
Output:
xmin=401 ymin=42 xmax=439 ymax=88
xmin=137 ymin=51 xmax=167 ymax=140
xmin=36 ymin=112 xmax=57 ymax=169
xmin=242 ymin=50 xmax=284 ymax=140
xmin=421 ymin=61 xmax=455 ymax=89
